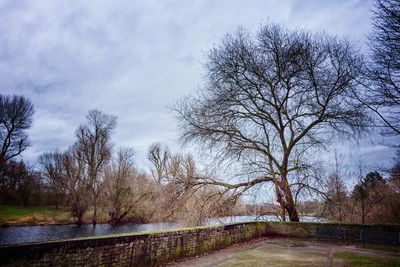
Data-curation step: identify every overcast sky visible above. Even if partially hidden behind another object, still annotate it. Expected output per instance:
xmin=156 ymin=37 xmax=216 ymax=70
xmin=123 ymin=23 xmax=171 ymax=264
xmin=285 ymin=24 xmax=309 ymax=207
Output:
xmin=0 ymin=0 xmax=396 ymax=171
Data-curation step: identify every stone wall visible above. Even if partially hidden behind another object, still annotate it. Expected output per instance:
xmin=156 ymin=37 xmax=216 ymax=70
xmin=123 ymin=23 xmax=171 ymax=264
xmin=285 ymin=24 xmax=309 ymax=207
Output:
xmin=1 ymin=221 xmax=398 ymax=266
xmin=266 ymin=221 xmax=400 ymax=242
xmin=0 ymin=222 xmax=267 ymax=266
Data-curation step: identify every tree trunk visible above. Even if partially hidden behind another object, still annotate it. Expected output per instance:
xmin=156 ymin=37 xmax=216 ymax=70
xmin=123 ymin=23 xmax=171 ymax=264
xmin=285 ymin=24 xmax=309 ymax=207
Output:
xmin=110 ymin=211 xmax=129 ymax=226
xmin=92 ymin=198 xmax=97 ymax=226
xmin=349 ymin=200 xmax=356 ymax=223
xmin=285 ymin=201 xmax=299 ymax=222
xmin=76 ymin=215 xmax=83 ymax=226
xmin=0 ymin=158 xmax=5 ymax=189
xmin=274 ymin=181 xmax=286 ymax=221
xmin=361 ymin=198 xmax=365 ymax=225
xmin=280 ymin=175 xmax=300 ymax=222
xmin=55 ymin=192 xmax=59 ymax=209
xmin=92 ymin=184 xmax=98 ymax=226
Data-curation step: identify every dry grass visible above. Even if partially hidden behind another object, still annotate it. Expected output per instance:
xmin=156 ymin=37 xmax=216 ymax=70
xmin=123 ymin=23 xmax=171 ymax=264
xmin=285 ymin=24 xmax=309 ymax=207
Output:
xmin=0 ymin=205 xmax=109 ymax=225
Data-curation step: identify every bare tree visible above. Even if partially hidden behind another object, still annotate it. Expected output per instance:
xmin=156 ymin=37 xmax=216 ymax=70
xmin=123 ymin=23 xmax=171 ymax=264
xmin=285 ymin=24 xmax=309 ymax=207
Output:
xmin=360 ymin=0 xmax=400 ymax=138
xmin=168 ymin=153 xmax=197 ymax=188
xmin=175 ymin=24 xmax=367 ymax=221
xmin=0 ymin=95 xmax=34 ymax=186
xmin=104 ymin=148 xmax=152 ymax=225
xmin=324 ymin=173 xmax=349 ymax=222
xmin=154 ymin=152 xmax=198 ymax=221
xmin=0 ymin=159 xmax=43 ymax=205
xmin=318 ymin=150 xmax=352 ymax=222
xmin=105 ymin=148 xmax=136 ymax=225
xmin=76 ymin=110 xmax=116 ymax=226
xmin=148 ymin=143 xmax=170 ymax=183
xmin=65 ymin=147 xmax=90 ymax=226
xmin=165 ymin=152 xmax=238 ymax=226
xmin=39 ymin=152 xmax=68 ymax=209
xmin=146 ymin=144 xmax=234 ymax=225
xmin=40 ymin=147 xmax=89 ymax=226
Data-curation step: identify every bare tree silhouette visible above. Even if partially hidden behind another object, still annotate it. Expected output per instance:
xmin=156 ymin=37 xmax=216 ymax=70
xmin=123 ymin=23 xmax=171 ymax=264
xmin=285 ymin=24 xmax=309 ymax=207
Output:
xmin=176 ymin=24 xmax=367 ymax=221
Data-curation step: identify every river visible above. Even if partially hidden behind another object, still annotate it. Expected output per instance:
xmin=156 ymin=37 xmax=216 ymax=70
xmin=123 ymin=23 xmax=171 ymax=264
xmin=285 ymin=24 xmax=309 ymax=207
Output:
xmin=0 ymin=215 xmax=322 ymax=245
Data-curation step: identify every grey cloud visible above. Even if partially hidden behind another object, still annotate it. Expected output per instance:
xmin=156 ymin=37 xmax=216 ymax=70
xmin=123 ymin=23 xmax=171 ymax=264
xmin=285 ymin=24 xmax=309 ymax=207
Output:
xmin=1 ymin=0 xmax=394 ymax=169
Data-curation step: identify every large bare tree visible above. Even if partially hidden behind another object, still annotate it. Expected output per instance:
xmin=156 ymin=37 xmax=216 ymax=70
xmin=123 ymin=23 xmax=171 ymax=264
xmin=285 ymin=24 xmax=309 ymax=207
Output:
xmin=176 ymin=25 xmax=367 ymax=221
xmin=39 ymin=146 xmax=90 ymax=226
xmin=76 ymin=110 xmax=116 ymax=226
xmin=0 ymin=95 xmax=34 ymax=186
xmin=361 ymin=0 xmax=400 ymax=138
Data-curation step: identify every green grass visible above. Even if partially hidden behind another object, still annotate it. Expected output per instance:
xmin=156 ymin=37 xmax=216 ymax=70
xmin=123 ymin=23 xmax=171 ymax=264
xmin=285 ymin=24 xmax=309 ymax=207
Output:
xmin=0 ymin=205 xmax=72 ymax=225
xmin=0 ymin=205 xmax=137 ymax=225
xmin=0 ymin=205 xmax=61 ymax=217
xmin=334 ymin=252 xmax=400 ymax=267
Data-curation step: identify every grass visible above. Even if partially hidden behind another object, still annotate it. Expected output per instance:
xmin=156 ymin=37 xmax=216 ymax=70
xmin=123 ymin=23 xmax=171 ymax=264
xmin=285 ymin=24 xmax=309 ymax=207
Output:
xmin=0 ymin=205 xmax=72 ymax=225
xmin=0 ymin=205 xmax=111 ymax=226
xmin=334 ymin=252 xmax=400 ymax=267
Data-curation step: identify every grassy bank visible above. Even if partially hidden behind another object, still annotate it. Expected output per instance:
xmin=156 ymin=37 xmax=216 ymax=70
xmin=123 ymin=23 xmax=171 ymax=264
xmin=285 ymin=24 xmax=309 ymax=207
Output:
xmin=334 ymin=252 xmax=400 ymax=267
xmin=0 ymin=205 xmax=109 ymax=226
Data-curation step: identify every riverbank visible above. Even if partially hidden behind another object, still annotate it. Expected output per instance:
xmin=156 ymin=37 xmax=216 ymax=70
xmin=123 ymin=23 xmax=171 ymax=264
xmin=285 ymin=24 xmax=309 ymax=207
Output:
xmin=0 ymin=205 xmax=110 ymax=226
xmin=0 ymin=205 xmax=323 ymax=227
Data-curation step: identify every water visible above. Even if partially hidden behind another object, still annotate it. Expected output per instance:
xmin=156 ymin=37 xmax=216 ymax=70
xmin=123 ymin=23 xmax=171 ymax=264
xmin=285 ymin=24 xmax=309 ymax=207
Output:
xmin=0 ymin=222 xmax=181 ymax=246
xmin=0 ymin=215 xmax=323 ymax=246
xmin=207 ymin=215 xmax=323 ymax=224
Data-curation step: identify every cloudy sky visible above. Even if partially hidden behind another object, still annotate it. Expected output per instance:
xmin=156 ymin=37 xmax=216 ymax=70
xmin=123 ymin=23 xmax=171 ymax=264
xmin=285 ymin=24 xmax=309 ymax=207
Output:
xmin=0 ymin=0 xmax=395 ymax=170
